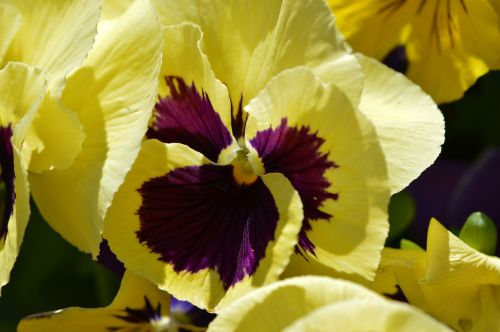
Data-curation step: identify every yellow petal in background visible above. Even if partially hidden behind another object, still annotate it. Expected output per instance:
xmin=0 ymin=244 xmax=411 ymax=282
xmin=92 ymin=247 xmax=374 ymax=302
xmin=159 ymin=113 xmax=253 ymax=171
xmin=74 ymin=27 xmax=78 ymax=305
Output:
xmin=0 ymin=4 xmax=20 ymax=64
xmin=356 ymin=54 xmax=444 ymax=194
xmin=18 ymin=271 xmax=171 ymax=332
xmin=0 ymin=63 xmax=47 ymax=294
xmin=245 ymin=67 xmax=390 ymax=280
xmin=329 ymin=0 xmax=500 ymax=103
xmin=208 ymin=276 xmax=450 ymax=332
xmin=29 ymin=0 xmax=162 ymax=256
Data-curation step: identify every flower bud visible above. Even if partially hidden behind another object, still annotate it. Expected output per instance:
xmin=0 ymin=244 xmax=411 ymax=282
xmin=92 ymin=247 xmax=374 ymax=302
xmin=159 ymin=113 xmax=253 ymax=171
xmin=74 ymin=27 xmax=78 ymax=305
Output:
xmin=459 ymin=212 xmax=497 ymax=255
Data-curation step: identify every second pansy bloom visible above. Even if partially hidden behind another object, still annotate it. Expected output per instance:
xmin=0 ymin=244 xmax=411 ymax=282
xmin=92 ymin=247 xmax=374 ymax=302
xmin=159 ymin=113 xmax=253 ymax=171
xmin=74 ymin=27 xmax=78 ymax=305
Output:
xmin=100 ymin=0 xmax=444 ymax=311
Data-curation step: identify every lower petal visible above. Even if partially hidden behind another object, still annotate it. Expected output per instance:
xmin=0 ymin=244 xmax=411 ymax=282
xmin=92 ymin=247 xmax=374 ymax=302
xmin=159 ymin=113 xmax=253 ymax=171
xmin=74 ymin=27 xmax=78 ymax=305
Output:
xmin=104 ymin=140 xmax=302 ymax=311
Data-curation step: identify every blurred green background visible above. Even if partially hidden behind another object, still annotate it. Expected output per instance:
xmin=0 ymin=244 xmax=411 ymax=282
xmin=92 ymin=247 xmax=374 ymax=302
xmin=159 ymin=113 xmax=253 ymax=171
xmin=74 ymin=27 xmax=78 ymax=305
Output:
xmin=1 ymin=70 xmax=499 ymax=331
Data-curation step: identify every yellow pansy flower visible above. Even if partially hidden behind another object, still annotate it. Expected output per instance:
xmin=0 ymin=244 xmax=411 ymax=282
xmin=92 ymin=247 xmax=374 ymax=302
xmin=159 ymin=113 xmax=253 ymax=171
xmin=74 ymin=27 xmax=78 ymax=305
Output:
xmin=329 ymin=0 xmax=500 ymax=103
xmin=208 ymin=276 xmax=452 ymax=331
xmin=102 ymin=0 xmax=444 ymax=311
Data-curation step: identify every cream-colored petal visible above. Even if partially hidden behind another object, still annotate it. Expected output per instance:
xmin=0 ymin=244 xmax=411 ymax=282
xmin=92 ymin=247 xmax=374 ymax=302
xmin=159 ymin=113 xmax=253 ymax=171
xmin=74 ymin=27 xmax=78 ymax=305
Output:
xmin=30 ymin=0 xmax=162 ymax=255
xmin=3 ymin=0 xmax=101 ymax=95
xmin=152 ymin=0 xmax=349 ymax=104
xmin=357 ymin=54 xmax=444 ymax=194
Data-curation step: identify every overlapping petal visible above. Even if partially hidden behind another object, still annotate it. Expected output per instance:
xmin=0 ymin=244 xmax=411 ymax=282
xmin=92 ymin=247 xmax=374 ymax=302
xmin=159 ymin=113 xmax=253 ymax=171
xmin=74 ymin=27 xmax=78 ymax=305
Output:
xmin=29 ymin=0 xmax=162 ymax=255
xmin=0 ymin=62 xmax=47 ymax=294
xmin=208 ymin=276 xmax=451 ymax=332
xmin=18 ymin=271 xmax=171 ymax=332
xmin=0 ymin=4 xmax=20 ymax=64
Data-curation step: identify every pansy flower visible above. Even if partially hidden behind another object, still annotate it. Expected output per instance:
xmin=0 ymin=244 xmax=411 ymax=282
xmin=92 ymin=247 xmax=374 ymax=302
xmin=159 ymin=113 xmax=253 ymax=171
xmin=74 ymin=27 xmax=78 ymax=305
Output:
xmin=377 ymin=219 xmax=500 ymax=332
xmin=208 ymin=276 xmax=452 ymax=331
xmin=328 ymin=0 xmax=500 ymax=103
xmin=103 ymin=0 xmax=444 ymax=311
xmin=0 ymin=63 xmax=47 ymax=293
xmin=18 ymin=271 xmax=176 ymax=332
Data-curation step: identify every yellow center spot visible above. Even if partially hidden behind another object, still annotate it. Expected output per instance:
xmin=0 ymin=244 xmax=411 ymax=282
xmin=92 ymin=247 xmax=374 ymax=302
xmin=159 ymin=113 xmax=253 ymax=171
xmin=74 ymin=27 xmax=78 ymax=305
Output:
xmin=232 ymin=161 xmax=258 ymax=185
xmin=230 ymin=147 xmax=259 ymax=185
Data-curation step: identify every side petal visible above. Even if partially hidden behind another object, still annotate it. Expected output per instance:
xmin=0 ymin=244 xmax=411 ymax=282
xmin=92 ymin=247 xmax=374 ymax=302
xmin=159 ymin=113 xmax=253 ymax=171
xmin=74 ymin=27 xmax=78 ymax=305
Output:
xmin=0 ymin=4 xmax=21 ymax=63
xmin=18 ymin=270 xmax=171 ymax=332
xmin=0 ymin=63 xmax=47 ymax=294
xmin=245 ymin=67 xmax=390 ymax=279
xmin=4 ymin=0 xmax=100 ymax=95
xmin=357 ymin=54 xmax=444 ymax=194
xmin=29 ymin=0 xmax=163 ymax=255
xmin=104 ymin=140 xmax=303 ymax=311
xmin=152 ymin=0 xmax=349 ymax=104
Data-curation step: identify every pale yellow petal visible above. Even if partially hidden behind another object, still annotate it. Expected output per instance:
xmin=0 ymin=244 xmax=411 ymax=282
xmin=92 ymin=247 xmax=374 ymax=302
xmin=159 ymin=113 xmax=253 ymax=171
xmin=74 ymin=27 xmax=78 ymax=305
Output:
xmin=152 ymin=0 xmax=349 ymax=104
xmin=357 ymin=54 xmax=444 ymax=194
xmin=30 ymin=0 xmax=162 ymax=255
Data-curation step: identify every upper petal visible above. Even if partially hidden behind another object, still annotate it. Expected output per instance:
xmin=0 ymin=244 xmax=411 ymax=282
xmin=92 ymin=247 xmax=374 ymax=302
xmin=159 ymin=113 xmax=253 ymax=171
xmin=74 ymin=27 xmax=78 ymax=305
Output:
xmin=152 ymin=0 xmax=349 ymax=105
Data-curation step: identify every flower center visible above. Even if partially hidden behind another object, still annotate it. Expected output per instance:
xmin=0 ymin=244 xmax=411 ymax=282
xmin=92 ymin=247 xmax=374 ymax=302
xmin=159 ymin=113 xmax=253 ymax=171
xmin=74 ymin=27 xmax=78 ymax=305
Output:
xmin=231 ymin=148 xmax=257 ymax=186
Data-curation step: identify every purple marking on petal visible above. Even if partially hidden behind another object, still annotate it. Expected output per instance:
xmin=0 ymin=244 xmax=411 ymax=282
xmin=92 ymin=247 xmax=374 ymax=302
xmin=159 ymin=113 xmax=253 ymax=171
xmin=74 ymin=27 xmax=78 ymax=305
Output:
xmin=147 ymin=76 xmax=233 ymax=162
xmin=137 ymin=164 xmax=279 ymax=290
xmin=0 ymin=125 xmax=15 ymax=239
xmin=250 ymin=118 xmax=338 ymax=254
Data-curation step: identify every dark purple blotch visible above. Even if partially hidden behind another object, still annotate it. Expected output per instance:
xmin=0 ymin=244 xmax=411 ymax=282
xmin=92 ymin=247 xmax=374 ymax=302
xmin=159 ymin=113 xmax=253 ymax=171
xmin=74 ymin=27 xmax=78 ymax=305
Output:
xmin=250 ymin=118 xmax=338 ymax=254
xmin=147 ymin=76 xmax=233 ymax=162
xmin=137 ymin=164 xmax=279 ymax=290
xmin=0 ymin=125 xmax=15 ymax=239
